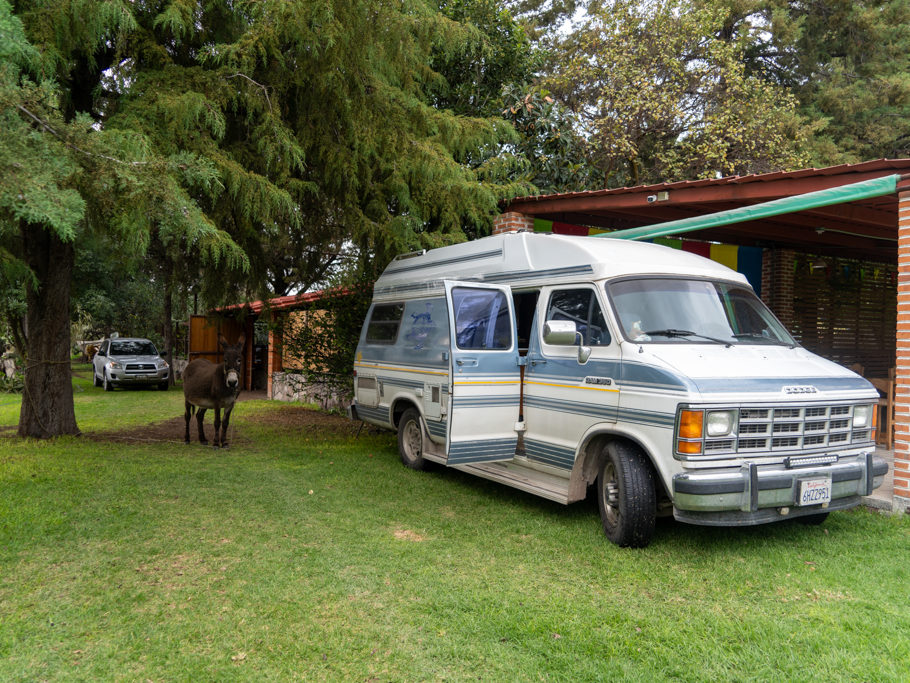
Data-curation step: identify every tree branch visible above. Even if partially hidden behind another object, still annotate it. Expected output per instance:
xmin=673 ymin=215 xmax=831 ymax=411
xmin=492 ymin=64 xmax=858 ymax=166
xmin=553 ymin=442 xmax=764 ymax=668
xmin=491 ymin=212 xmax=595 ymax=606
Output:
xmin=16 ymin=105 xmax=150 ymax=167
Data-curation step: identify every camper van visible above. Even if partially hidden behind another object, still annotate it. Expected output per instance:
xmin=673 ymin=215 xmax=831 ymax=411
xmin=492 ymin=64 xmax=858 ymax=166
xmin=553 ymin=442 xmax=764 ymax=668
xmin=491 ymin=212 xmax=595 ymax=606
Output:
xmin=349 ymin=231 xmax=888 ymax=547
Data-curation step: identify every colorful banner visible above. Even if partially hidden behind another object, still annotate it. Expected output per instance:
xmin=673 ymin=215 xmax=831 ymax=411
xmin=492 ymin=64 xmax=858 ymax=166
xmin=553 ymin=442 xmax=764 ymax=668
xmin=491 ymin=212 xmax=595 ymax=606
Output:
xmin=538 ymin=222 xmax=763 ymax=294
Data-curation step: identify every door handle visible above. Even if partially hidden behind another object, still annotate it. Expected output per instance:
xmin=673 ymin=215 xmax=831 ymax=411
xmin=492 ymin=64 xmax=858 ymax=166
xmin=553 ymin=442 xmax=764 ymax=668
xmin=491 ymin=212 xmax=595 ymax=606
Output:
xmin=456 ymin=358 xmax=478 ymax=367
xmin=529 ymin=355 xmax=547 ymax=366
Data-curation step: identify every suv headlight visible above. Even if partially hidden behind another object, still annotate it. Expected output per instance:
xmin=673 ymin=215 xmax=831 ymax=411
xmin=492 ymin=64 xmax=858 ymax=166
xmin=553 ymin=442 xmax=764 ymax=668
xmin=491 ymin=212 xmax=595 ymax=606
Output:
xmin=107 ymin=361 xmax=122 ymax=370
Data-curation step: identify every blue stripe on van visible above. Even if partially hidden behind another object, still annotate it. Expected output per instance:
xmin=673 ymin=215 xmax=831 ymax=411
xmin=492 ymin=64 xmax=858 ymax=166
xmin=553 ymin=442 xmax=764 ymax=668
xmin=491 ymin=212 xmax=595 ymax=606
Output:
xmin=448 ymin=438 xmax=517 ymax=464
xmin=615 ymin=407 xmax=676 ymax=428
xmin=525 ymin=439 xmax=575 ymax=470
xmin=425 ymin=419 xmax=447 ymax=438
xmin=384 ymin=249 xmax=504 ymax=274
xmin=524 ymin=394 xmax=617 ymax=420
xmin=356 ymin=405 xmax=390 ymax=426
xmin=483 ymin=264 xmax=594 ymax=284
xmin=452 ymin=395 xmax=519 ymax=409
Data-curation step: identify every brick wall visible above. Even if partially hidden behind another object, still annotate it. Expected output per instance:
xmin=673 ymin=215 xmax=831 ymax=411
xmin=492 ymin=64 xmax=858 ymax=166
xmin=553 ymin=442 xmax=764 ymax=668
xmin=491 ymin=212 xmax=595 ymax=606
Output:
xmin=894 ymin=190 xmax=910 ymax=508
xmin=492 ymin=212 xmax=534 ymax=235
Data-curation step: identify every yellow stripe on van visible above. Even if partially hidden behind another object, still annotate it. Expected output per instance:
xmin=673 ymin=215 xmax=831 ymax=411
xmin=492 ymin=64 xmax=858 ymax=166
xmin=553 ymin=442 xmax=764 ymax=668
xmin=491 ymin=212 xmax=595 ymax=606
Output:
xmin=453 ymin=380 xmax=520 ymax=386
xmin=525 ymin=380 xmax=619 ymax=393
xmin=354 ymin=362 xmax=448 ymax=377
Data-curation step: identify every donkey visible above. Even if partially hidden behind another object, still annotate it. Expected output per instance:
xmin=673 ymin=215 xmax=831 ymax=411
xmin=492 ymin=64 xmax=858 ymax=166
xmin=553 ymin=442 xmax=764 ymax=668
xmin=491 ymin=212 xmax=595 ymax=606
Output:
xmin=183 ymin=333 xmax=245 ymax=448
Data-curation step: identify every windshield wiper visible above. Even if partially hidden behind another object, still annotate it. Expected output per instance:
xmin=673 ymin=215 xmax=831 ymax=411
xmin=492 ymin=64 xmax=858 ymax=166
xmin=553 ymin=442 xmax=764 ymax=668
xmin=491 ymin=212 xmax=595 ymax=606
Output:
xmin=644 ymin=329 xmax=732 ymax=347
xmin=732 ymin=332 xmax=796 ymax=348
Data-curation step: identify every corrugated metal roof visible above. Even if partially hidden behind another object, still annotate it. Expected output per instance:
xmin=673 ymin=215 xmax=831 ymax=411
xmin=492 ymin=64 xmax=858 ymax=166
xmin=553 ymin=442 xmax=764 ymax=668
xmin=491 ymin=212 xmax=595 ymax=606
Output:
xmin=507 ymin=159 xmax=910 ymax=204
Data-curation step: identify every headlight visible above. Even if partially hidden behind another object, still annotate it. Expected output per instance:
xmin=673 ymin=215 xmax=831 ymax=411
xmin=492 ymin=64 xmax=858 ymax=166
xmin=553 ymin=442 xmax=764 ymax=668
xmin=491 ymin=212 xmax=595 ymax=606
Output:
xmin=853 ymin=405 xmax=871 ymax=428
xmin=107 ymin=361 xmax=122 ymax=370
xmin=157 ymin=360 xmax=169 ymax=369
xmin=706 ymin=410 xmax=736 ymax=437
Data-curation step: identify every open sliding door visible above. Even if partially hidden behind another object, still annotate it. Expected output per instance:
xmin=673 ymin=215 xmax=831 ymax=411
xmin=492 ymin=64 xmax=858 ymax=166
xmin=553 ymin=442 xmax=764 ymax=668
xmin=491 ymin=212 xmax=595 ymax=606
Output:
xmin=444 ymin=281 xmax=521 ymax=465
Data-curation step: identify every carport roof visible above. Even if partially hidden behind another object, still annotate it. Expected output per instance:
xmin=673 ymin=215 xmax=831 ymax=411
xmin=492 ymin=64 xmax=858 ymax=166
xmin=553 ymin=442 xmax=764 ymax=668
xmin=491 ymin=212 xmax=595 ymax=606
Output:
xmin=505 ymin=159 xmax=910 ymax=262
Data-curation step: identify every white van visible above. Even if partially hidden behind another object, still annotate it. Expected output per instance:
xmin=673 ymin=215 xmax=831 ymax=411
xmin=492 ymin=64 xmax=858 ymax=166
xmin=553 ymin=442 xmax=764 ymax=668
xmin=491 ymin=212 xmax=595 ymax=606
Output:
xmin=349 ymin=231 xmax=888 ymax=547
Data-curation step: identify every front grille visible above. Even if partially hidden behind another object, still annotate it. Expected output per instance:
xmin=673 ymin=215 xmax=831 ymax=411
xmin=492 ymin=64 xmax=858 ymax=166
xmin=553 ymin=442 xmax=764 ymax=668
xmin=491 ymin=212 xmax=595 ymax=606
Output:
xmin=125 ymin=363 xmax=157 ymax=375
xmin=703 ymin=403 xmax=874 ymax=455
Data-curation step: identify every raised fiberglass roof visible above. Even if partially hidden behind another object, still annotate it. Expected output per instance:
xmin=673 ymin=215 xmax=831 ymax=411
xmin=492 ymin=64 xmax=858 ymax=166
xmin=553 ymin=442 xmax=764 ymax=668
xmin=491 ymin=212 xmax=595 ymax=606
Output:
xmin=373 ymin=231 xmax=746 ymax=301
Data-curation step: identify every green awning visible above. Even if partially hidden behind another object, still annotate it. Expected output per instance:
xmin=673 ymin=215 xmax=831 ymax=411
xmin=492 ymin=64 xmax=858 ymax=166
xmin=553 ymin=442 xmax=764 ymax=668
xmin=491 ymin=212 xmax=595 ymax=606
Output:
xmin=598 ymin=174 xmax=900 ymax=241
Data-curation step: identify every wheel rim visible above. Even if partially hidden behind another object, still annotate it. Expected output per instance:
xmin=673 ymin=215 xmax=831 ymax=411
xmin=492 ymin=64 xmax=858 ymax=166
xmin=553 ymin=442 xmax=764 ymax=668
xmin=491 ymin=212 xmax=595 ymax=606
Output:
xmin=403 ymin=419 xmax=422 ymax=461
xmin=602 ymin=462 xmax=621 ymax=530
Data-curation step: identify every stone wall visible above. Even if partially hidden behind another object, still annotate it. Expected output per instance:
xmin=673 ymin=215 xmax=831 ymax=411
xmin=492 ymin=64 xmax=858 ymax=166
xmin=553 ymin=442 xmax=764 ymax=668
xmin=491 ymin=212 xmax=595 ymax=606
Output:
xmin=1 ymin=357 xmax=17 ymax=378
xmin=270 ymin=372 xmax=348 ymax=411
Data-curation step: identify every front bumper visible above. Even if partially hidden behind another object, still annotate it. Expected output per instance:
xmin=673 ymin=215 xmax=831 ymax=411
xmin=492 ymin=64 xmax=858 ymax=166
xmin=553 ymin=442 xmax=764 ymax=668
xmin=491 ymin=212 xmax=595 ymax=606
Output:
xmin=109 ymin=369 xmax=169 ymax=385
xmin=672 ymin=452 xmax=888 ymax=526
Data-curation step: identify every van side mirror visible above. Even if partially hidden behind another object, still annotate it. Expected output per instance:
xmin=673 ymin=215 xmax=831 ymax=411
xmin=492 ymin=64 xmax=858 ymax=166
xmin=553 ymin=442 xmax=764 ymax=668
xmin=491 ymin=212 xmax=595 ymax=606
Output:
xmin=543 ymin=320 xmax=577 ymax=345
xmin=543 ymin=320 xmax=593 ymax=365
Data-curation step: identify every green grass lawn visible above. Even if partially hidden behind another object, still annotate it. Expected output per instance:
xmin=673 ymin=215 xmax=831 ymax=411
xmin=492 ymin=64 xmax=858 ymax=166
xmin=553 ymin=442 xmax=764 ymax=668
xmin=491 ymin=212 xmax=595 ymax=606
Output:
xmin=1 ymin=369 xmax=908 ymax=680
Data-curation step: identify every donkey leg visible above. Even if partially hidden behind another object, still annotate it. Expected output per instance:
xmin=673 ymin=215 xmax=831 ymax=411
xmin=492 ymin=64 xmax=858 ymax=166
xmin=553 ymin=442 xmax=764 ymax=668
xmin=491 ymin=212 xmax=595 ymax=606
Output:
xmin=220 ymin=406 xmax=233 ymax=449
xmin=213 ymin=407 xmax=222 ymax=448
xmin=184 ymin=402 xmax=193 ymax=444
xmin=196 ymin=408 xmax=208 ymax=445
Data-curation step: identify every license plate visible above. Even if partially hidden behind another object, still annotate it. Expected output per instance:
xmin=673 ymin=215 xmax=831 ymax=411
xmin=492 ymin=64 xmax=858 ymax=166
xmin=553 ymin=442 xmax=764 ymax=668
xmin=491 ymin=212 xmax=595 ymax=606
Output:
xmin=798 ymin=477 xmax=832 ymax=506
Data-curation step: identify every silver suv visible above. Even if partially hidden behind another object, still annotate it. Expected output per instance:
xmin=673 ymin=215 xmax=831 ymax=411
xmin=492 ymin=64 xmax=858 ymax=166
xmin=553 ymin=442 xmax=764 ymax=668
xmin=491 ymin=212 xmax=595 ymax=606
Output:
xmin=92 ymin=337 xmax=170 ymax=391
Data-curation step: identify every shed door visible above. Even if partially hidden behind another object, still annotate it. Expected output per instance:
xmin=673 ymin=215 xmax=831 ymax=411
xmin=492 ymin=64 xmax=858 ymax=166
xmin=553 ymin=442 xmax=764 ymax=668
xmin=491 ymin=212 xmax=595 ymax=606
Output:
xmin=445 ymin=282 xmax=520 ymax=464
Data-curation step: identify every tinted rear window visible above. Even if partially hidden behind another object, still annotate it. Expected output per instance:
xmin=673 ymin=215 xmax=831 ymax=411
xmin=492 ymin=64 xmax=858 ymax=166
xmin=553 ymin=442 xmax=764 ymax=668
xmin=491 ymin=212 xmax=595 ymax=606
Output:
xmin=366 ymin=304 xmax=405 ymax=343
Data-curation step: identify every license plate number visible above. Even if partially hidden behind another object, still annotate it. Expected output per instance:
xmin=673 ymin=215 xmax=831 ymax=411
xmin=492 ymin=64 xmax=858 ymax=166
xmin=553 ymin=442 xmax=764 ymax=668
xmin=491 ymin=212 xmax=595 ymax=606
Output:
xmin=798 ymin=477 xmax=832 ymax=506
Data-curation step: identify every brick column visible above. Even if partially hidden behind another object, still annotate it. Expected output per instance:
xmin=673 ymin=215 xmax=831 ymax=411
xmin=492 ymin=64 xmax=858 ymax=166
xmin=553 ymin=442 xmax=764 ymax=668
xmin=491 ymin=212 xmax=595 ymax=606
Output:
xmin=894 ymin=191 xmax=910 ymax=511
xmin=492 ymin=211 xmax=534 ymax=235
xmin=760 ymin=248 xmax=796 ymax=330
xmin=266 ymin=315 xmax=283 ymax=400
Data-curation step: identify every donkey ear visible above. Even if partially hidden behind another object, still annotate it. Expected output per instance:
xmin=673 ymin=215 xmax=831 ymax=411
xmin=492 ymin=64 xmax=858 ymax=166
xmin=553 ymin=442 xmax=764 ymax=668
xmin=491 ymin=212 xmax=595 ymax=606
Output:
xmin=218 ymin=333 xmax=227 ymax=349
xmin=236 ymin=333 xmax=246 ymax=348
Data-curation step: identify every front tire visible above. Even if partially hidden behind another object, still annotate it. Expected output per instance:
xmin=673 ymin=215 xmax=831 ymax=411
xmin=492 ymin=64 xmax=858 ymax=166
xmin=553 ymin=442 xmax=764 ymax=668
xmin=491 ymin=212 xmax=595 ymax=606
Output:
xmin=397 ymin=408 xmax=427 ymax=470
xmin=158 ymin=382 xmax=169 ymax=391
xmin=596 ymin=441 xmax=657 ymax=548
xmin=93 ymin=371 xmax=101 ymax=387
xmin=103 ymin=372 xmax=113 ymax=392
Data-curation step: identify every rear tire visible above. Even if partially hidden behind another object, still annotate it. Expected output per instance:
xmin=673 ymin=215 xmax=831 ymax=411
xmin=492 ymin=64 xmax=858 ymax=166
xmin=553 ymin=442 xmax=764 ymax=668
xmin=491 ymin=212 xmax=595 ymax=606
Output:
xmin=596 ymin=441 xmax=656 ymax=548
xmin=397 ymin=408 xmax=427 ymax=471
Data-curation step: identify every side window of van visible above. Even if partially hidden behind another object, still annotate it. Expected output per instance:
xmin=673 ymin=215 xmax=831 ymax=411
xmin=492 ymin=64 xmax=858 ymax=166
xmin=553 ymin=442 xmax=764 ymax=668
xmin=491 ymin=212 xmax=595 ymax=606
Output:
xmin=452 ymin=288 xmax=512 ymax=350
xmin=366 ymin=303 xmax=405 ymax=343
xmin=545 ymin=289 xmax=611 ymax=346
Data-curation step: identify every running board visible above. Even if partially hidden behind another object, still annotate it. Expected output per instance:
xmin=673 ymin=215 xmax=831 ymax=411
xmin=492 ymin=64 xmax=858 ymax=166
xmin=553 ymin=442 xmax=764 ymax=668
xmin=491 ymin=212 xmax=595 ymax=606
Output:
xmin=453 ymin=460 xmax=571 ymax=504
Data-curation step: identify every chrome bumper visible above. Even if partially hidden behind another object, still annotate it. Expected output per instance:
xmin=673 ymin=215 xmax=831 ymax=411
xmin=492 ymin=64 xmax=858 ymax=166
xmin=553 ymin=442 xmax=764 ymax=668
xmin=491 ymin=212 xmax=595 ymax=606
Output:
xmin=672 ymin=453 xmax=888 ymax=526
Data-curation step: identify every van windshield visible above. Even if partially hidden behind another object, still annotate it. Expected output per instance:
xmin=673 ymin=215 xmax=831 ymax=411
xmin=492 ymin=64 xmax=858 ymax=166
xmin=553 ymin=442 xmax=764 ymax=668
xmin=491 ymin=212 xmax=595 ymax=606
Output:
xmin=607 ymin=278 xmax=796 ymax=346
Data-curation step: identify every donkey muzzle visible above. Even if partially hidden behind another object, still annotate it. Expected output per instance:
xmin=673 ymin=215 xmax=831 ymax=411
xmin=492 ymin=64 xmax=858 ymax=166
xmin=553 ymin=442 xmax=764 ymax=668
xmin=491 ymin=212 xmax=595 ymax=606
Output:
xmin=226 ymin=370 xmax=239 ymax=388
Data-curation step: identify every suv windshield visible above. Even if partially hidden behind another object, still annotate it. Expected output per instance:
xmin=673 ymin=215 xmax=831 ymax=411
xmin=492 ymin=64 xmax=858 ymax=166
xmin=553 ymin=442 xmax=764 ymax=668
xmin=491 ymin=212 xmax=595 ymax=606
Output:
xmin=608 ymin=278 xmax=796 ymax=346
xmin=110 ymin=340 xmax=158 ymax=356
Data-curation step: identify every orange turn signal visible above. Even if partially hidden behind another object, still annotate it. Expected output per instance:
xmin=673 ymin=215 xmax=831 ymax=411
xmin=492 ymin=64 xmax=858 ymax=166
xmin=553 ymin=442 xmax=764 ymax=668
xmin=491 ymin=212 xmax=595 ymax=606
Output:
xmin=677 ymin=440 xmax=703 ymax=455
xmin=679 ymin=410 xmax=704 ymax=439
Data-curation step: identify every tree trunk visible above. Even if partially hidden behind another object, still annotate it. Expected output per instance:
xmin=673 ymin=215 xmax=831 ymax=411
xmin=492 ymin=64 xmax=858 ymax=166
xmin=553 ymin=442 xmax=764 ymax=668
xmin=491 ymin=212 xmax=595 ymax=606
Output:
xmin=18 ymin=222 xmax=79 ymax=438
xmin=163 ymin=272 xmax=175 ymax=386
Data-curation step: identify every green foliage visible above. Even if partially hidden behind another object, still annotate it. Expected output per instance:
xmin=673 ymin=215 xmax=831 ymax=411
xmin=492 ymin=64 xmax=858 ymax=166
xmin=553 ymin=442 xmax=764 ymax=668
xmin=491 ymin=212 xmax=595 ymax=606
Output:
xmin=544 ymin=0 xmax=809 ymax=187
xmin=501 ymin=84 xmax=595 ymax=193
xmin=281 ymin=286 xmax=374 ymax=400
xmin=0 ymin=366 xmax=23 ymax=393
